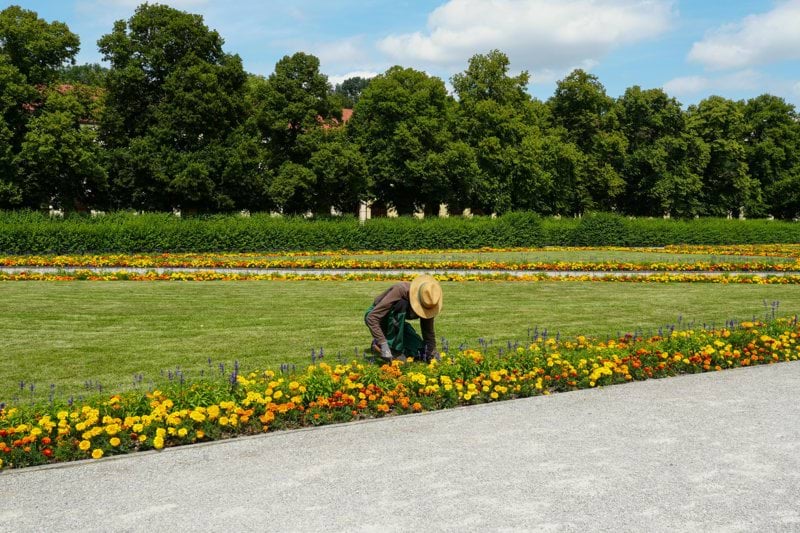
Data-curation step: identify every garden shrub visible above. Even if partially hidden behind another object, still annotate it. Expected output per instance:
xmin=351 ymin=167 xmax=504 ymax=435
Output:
xmin=1 ymin=210 xmax=800 ymax=254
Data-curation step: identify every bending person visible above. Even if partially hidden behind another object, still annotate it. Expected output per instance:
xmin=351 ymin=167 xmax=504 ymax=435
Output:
xmin=364 ymin=274 xmax=442 ymax=362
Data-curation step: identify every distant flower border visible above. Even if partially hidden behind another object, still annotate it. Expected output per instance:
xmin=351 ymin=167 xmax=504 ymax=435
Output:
xmin=2 ymin=270 xmax=800 ymax=284
xmin=1 ymin=245 xmax=799 ymax=272
xmin=1 ymin=317 xmax=798 ymax=470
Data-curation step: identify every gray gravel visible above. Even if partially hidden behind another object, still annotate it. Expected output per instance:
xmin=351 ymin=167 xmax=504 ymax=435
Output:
xmin=3 ymin=361 xmax=800 ymax=532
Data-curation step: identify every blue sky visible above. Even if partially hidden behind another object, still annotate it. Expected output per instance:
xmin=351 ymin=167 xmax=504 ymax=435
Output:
xmin=13 ymin=0 xmax=800 ymax=106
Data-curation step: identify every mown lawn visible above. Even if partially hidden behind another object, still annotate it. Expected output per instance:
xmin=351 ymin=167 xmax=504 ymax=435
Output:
xmin=2 ymin=280 xmax=799 ymax=402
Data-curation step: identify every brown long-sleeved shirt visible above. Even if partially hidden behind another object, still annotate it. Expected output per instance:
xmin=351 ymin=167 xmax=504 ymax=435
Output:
xmin=365 ymin=281 xmax=436 ymax=355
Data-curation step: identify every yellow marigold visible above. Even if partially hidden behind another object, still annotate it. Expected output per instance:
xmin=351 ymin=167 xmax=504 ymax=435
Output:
xmin=92 ymin=449 xmax=104 ymax=459
xmin=109 ymin=437 xmax=121 ymax=447
xmin=79 ymin=440 xmax=91 ymax=451
xmin=153 ymin=436 xmax=164 ymax=449
xmin=177 ymin=428 xmax=188 ymax=438
xmin=189 ymin=411 xmax=206 ymax=423
xmin=155 ymin=427 xmax=166 ymax=438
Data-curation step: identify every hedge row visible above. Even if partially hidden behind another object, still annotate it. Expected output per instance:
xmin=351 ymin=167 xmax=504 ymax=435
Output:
xmin=1 ymin=210 xmax=799 ymax=254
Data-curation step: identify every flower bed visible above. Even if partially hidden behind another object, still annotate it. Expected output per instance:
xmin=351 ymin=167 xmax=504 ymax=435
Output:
xmin=2 ymin=270 xmax=800 ymax=284
xmin=2 ymin=317 xmax=798 ymax=470
xmin=1 ymin=245 xmax=799 ymax=271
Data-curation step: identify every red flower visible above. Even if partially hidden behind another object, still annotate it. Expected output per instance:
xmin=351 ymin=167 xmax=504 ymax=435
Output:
xmin=41 ymin=437 xmax=52 ymax=446
xmin=42 ymin=448 xmax=53 ymax=457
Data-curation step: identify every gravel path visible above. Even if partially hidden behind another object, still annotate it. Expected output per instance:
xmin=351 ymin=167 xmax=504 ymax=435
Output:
xmin=3 ymin=361 xmax=800 ymax=532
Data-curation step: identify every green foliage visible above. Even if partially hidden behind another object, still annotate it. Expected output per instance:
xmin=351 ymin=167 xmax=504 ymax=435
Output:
xmin=617 ymin=86 xmax=706 ymax=217
xmin=4 ymin=210 xmax=800 ymax=254
xmin=332 ymin=76 xmax=370 ymax=108
xmin=57 ymin=63 xmax=108 ymax=86
xmin=252 ymin=52 xmax=335 ymax=166
xmin=98 ymin=3 xmax=253 ymax=212
xmin=14 ymin=89 xmax=107 ymax=210
xmin=307 ymin=128 xmax=369 ymax=214
xmin=742 ymin=95 xmax=800 ymax=218
xmin=452 ymin=50 xmax=540 ymax=214
xmin=348 ymin=65 xmax=472 ymax=215
xmin=687 ymin=96 xmax=760 ymax=217
xmin=2 ymin=5 xmax=800 ymax=221
xmin=0 ymin=5 xmax=79 ymax=86
xmin=548 ymin=69 xmax=627 ymax=213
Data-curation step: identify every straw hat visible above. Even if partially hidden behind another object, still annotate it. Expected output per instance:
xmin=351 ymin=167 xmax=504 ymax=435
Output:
xmin=409 ymin=274 xmax=443 ymax=319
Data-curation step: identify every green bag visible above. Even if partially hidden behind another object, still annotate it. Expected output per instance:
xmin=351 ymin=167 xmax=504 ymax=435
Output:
xmin=364 ymin=303 xmax=425 ymax=358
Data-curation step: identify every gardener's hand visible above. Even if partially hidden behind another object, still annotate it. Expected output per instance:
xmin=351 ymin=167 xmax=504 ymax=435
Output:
xmin=379 ymin=341 xmax=393 ymax=362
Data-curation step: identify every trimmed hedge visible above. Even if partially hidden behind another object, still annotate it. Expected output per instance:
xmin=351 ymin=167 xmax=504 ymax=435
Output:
xmin=0 ymin=210 xmax=799 ymax=254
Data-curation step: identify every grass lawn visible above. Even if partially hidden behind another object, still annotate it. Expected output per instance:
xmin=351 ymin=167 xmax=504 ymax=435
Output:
xmin=3 ymin=280 xmax=799 ymax=402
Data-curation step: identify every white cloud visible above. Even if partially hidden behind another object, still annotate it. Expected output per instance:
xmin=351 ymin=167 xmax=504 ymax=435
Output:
xmin=313 ymin=37 xmax=370 ymax=66
xmin=328 ymin=71 xmax=379 ymax=87
xmin=661 ymin=69 xmax=799 ymax=101
xmin=689 ymin=0 xmax=800 ymax=70
xmin=662 ymin=75 xmax=710 ymax=95
xmin=377 ymin=0 xmax=674 ymax=71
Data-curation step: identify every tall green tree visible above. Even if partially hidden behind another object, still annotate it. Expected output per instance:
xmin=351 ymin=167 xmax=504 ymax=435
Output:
xmin=332 ymin=76 xmax=370 ymax=108
xmin=249 ymin=52 xmax=364 ymax=215
xmin=98 ymin=3 xmax=261 ymax=212
xmin=348 ymin=66 xmax=477 ymax=215
xmin=0 ymin=5 xmax=79 ymax=86
xmin=15 ymin=89 xmax=107 ymax=210
xmin=0 ymin=5 xmax=80 ymax=208
xmin=687 ymin=96 xmax=759 ymax=217
xmin=616 ymin=86 xmax=706 ymax=217
xmin=58 ymin=63 xmax=108 ymax=87
xmin=742 ymin=94 xmax=800 ymax=218
xmin=252 ymin=52 xmax=336 ymax=168
xmin=548 ymin=70 xmax=627 ymax=213
xmin=307 ymin=128 xmax=369 ymax=215
xmin=451 ymin=50 xmax=542 ymax=214
xmin=0 ymin=53 xmax=28 ymax=206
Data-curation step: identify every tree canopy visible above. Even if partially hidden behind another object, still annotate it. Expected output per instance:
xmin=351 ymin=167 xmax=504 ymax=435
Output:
xmin=3 ymin=4 xmax=800 ymax=219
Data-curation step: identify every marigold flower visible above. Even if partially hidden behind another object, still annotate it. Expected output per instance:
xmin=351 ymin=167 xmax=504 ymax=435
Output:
xmin=78 ymin=440 xmax=91 ymax=451
xmin=91 ymin=449 xmax=104 ymax=459
xmin=109 ymin=437 xmax=121 ymax=447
